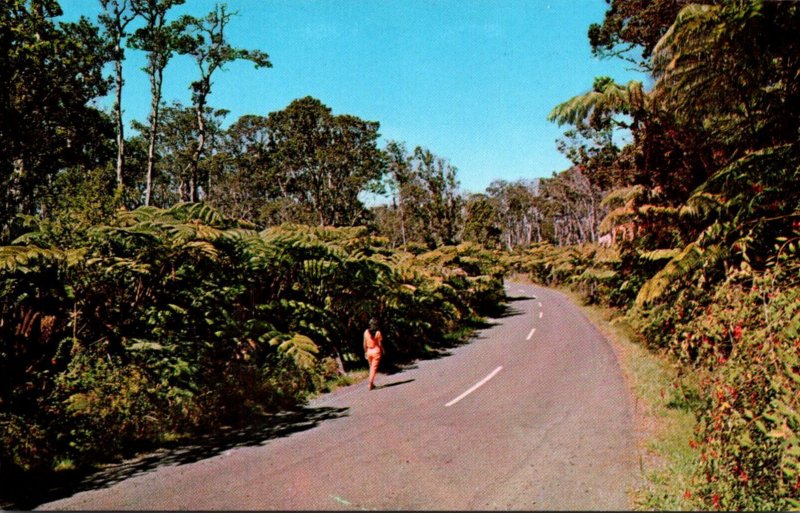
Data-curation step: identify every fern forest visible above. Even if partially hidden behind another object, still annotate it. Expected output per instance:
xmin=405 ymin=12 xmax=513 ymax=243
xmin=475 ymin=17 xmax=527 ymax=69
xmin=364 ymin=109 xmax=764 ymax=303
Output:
xmin=2 ymin=0 xmax=799 ymax=510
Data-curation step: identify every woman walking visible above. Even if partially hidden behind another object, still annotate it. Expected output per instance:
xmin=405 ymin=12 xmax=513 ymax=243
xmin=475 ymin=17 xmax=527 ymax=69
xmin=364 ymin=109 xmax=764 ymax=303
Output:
xmin=363 ymin=318 xmax=384 ymax=390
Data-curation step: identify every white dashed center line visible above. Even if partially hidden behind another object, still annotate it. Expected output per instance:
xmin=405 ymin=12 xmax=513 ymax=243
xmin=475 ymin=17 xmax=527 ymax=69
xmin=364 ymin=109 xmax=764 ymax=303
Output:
xmin=445 ymin=366 xmax=503 ymax=407
xmin=539 ymin=311 xmax=543 ymax=319
xmin=526 ymin=328 xmax=536 ymax=340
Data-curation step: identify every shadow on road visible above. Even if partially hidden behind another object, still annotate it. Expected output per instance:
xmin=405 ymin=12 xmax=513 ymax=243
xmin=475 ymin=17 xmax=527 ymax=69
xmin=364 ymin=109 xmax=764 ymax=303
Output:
xmin=380 ymin=295 xmax=528 ymax=376
xmin=6 ymin=406 xmax=348 ymax=511
xmin=376 ymin=379 xmax=415 ymax=390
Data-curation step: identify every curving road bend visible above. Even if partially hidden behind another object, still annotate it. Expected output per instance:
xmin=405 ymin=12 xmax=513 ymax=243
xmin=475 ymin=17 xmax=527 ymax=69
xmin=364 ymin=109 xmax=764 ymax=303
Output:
xmin=37 ymin=283 xmax=640 ymax=510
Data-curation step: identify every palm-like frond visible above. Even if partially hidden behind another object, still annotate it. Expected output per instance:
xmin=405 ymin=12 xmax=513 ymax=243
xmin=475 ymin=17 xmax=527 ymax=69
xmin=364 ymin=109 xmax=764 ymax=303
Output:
xmin=548 ymin=79 xmax=647 ymax=127
xmin=0 ymin=246 xmax=87 ymax=272
xmin=651 ymin=0 xmax=777 ymax=135
xmin=269 ymin=332 xmax=318 ymax=370
xmin=639 ymin=248 xmax=681 ymax=262
xmin=680 ymin=192 xmax=725 ymax=222
xmin=635 ymin=242 xmax=704 ymax=307
xmin=600 ymin=185 xmax=647 ymax=209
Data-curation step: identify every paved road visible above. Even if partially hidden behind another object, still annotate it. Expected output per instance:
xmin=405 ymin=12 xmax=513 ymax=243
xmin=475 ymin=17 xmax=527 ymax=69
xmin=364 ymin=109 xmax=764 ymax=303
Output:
xmin=37 ymin=283 xmax=639 ymax=510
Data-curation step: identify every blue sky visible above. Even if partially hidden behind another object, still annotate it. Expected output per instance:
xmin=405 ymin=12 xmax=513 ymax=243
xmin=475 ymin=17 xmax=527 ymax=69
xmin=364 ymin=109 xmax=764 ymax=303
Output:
xmin=61 ymin=0 xmax=645 ymax=195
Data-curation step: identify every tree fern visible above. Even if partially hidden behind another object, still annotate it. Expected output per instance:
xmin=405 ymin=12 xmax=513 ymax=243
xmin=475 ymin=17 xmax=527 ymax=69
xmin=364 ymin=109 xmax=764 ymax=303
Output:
xmin=548 ymin=78 xmax=647 ymax=128
xmin=600 ymin=185 xmax=646 ymax=209
xmin=635 ymin=242 xmax=704 ymax=307
xmin=639 ymin=248 xmax=682 ymax=262
xmin=0 ymin=245 xmax=86 ymax=272
xmin=268 ymin=332 xmax=318 ymax=370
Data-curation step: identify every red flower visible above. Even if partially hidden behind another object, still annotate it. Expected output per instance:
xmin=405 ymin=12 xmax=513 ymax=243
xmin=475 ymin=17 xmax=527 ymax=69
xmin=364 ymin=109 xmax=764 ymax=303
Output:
xmin=684 ymin=490 xmax=692 ymax=499
xmin=733 ymin=325 xmax=743 ymax=341
xmin=712 ymin=493 xmax=721 ymax=509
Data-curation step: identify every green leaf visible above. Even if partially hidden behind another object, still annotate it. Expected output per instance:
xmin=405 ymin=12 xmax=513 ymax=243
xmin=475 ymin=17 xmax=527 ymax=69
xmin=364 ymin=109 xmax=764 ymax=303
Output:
xmin=269 ymin=333 xmax=318 ymax=369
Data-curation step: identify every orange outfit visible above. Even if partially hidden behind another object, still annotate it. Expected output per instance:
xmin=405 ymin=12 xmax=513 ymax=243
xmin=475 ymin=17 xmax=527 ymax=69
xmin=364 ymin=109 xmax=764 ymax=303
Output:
xmin=364 ymin=329 xmax=383 ymax=389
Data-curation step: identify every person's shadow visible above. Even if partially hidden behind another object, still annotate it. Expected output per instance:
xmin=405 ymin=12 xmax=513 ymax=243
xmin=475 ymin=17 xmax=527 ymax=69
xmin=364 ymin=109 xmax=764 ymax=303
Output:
xmin=375 ymin=378 xmax=415 ymax=390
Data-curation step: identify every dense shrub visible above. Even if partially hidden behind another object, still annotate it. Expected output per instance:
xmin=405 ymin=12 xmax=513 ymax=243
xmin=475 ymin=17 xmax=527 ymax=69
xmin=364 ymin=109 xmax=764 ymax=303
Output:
xmin=0 ymin=204 xmax=505 ymax=476
xmin=666 ymin=261 xmax=800 ymax=510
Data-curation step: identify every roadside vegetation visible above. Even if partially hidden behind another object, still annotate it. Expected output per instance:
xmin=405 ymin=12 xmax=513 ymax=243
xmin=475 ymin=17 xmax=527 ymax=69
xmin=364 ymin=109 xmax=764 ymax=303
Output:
xmin=505 ymin=1 xmax=799 ymax=508
xmin=1 ymin=202 xmax=504 ymax=493
xmin=2 ymin=0 xmax=798 ymax=510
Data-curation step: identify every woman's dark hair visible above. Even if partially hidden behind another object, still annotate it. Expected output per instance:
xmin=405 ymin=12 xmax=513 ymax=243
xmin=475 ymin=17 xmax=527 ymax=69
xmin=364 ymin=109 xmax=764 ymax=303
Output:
xmin=368 ymin=317 xmax=379 ymax=336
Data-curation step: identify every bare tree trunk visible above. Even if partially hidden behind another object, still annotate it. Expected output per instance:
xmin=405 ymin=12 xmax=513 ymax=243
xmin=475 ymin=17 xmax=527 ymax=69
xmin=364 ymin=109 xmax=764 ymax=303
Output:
xmin=190 ymin=98 xmax=207 ymax=203
xmin=144 ymin=67 xmax=162 ymax=207
xmin=114 ymin=48 xmax=125 ymax=188
xmin=398 ymin=188 xmax=407 ymax=246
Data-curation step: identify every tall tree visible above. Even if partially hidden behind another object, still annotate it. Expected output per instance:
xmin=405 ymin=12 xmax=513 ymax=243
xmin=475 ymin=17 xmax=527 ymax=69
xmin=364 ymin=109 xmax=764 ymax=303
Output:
xmin=128 ymin=0 xmax=186 ymax=206
xmin=209 ymin=114 xmax=275 ymax=223
xmin=0 ymin=0 xmax=112 ymax=239
xmin=539 ymin=168 xmax=603 ymax=246
xmin=647 ymin=0 xmax=800 ymax=268
xmin=265 ymin=97 xmax=384 ymax=227
xmin=371 ymin=143 xmax=463 ymax=248
xmin=588 ymin=0 xmax=708 ymax=68
xmin=98 ymin=0 xmax=138 ymax=189
xmin=407 ymin=147 xmax=463 ymax=247
xmin=462 ymin=193 xmax=503 ymax=249
xmin=485 ymin=180 xmax=542 ymax=250
xmin=133 ymin=102 xmax=227 ymax=208
xmin=177 ymin=4 xmax=271 ymax=202
xmin=383 ymin=140 xmax=413 ymax=246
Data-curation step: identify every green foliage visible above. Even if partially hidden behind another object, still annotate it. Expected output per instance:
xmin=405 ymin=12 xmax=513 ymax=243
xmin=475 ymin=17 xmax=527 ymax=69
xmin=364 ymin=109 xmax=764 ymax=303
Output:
xmin=56 ymin=354 xmax=163 ymax=460
xmin=510 ymin=242 xmax=626 ymax=306
xmin=0 ymin=205 xmax=506 ymax=477
xmin=669 ymin=257 xmax=800 ymax=510
xmin=1 ymin=0 xmax=113 ymax=240
xmin=261 ymin=97 xmax=385 ymax=227
xmin=548 ymin=78 xmax=646 ymax=129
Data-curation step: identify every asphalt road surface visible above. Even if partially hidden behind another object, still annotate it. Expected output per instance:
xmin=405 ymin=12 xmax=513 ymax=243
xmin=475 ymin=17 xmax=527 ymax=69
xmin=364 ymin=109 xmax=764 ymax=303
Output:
xmin=37 ymin=282 xmax=640 ymax=510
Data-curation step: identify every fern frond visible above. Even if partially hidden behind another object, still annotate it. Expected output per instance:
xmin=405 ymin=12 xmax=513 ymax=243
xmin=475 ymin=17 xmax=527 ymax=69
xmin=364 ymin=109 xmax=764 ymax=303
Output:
xmin=166 ymin=202 xmax=225 ymax=227
xmin=635 ymin=243 xmax=704 ymax=307
xmin=681 ymin=192 xmax=724 ymax=220
xmin=548 ymin=80 xmax=646 ymax=126
xmin=600 ymin=185 xmax=646 ymax=209
xmin=269 ymin=333 xmax=318 ymax=369
xmin=639 ymin=248 xmax=681 ymax=262
xmin=182 ymin=241 xmax=220 ymax=261
xmin=598 ymin=206 xmax=636 ymax=234
xmin=578 ymin=267 xmax=618 ymax=281
xmin=0 ymin=246 xmax=86 ymax=272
